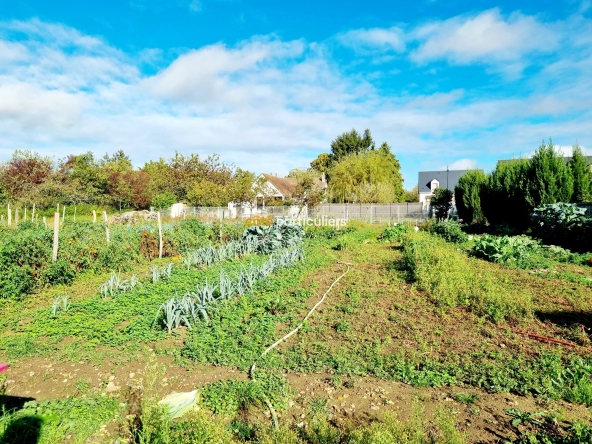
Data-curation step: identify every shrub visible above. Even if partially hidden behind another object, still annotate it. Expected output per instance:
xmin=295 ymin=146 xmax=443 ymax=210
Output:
xmin=430 ymin=188 xmax=454 ymax=221
xmin=531 ymin=202 xmax=592 ymax=253
xmin=378 ymin=223 xmax=409 ymax=242
xmin=431 ymin=220 xmax=468 ymax=243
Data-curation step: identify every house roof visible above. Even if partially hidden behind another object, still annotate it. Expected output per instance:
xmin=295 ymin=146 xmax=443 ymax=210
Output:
xmin=418 ymin=170 xmax=481 ymax=194
xmin=260 ymin=173 xmax=327 ymax=198
xmin=261 ymin=173 xmax=298 ymax=197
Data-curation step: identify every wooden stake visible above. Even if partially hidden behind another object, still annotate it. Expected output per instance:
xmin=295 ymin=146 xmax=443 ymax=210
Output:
xmin=32 ymin=204 xmax=35 ymax=222
xmin=103 ymin=211 xmax=110 ymax=243
xmin=73 ymin=205 xmax=77 ymax=222
xmin=62 ymin=205 xmax=66 ymax=226
xmin=157 ymin=212 xmax=163 ymax=259
xmin=7 ymin=205 xmax=11 ymax=227
xmin=93 ymin=210 xmax=97 ymax=223
xmin=52 ymin=212 xmax=59 ymax=262
xmin=43 ymin=216 xmax=47 ymax=228
xmin=24 ymin=207 xmax=27 ymax=221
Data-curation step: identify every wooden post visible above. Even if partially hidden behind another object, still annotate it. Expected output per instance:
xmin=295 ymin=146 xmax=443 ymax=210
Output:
xmin=157 ymin=212 xmax=163 ymax=259
xmin=24 ymin=207 xmax=27 ymax=221
xmin=103 ymin=211 xmax=110 ymax=243
xmin=52 ymin=212 xmax=59 ymax=262
xmin=43 ymin=216 xmax=47 ymax=228
xmin=7 ymin=205 xmax=11 ymax=227
xmin=32 ymin=204 xmax=35 ymax=222
xmin=73 ymin=205 xmax=77 ymax=222
xmin=61 ymin=205 xmax=66 ymax=226
xmin=93 ymin=210 xmax=97 ymax=223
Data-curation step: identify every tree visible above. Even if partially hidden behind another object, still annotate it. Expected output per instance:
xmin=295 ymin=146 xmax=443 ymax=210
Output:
xmin=107 ymin=170 xmax=152 ymax=211
xmin=291 ymin=169 xmax=325 ymax=209
xmin=0 ymin=150 xmax=54 ymax=204
xmin=328 ymin=150 xmax=404 ymax=203
xmin=455 ymin=170 xmax=487 ymax=223
xmin=330 ymin=128 xmax=375 ymax=162
xmin=310 ymin=153 xmax=332 ymax=175
xmin=480 ymin=159 xmax=530 ymax=227
xmin=430 ymin=188 xmax=454 ymax=221
xmin=570 ymin=143 xmax=592 ymax=202
xmin=524 ymin=139 xmax=574 ymax=207
xmin=59 ymin=152 xmax=107 ymax=204
xmin=403 ymin=185 xmax=419 ymax=202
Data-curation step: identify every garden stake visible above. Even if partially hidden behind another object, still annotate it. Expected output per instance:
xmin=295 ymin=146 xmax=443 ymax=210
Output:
xmin=249 ymin=262 xmax=352 ymax=429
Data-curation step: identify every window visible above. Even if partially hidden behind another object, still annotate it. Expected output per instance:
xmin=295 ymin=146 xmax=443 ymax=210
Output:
xmin=430 ymin=179 xmax=439 ymax=192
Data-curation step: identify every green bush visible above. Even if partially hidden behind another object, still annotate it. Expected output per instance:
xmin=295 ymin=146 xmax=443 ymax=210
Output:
xmin=379 ymin=223 xmax=409 ymax=242
xmin=531 ymin=203 xmax=592 ymax=253
xmin=431 ymin=220 xmax=468 ymax=243
xmin=473 ymin=235 xmax=553 ymax=270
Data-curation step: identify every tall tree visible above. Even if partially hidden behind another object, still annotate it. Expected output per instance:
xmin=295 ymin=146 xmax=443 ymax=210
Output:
xmin=480 ymin=159 xmax=530 ymax=227
xmin=430 ymin=188 xmax=454 ymax=221
xmin=455 ymin=170 xmax=487 ymax=223
xmin=0 ymin=150 xmax=54 ymax=205
xmin=328 ymin=149 xmax=404 ymax=203
xmin=569 ymin=143 xmax=592 ymax=202
xmin=525 ymin=139 xmax=574 ymax=207
xmin=330 ymin=128 xmax=375 ymax=162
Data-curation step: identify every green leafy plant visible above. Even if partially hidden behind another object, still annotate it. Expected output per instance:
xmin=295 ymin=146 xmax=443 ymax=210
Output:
xmin=432 ymin=220 xmax=468 ymax=243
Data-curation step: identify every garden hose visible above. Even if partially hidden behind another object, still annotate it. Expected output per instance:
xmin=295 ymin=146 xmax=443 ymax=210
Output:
xmin=249 ymin=261 xmax=352 ymax=429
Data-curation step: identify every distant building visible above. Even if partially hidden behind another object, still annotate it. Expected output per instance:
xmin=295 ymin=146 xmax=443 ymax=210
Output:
xmin=255 ymin=173 xmax=327 ymax=204
xmin=418 ymin=169 xmax=482 ymax=206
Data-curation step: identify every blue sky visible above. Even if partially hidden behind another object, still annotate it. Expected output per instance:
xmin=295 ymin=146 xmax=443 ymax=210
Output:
xmin=1 ymin=0 xmax=591 ymax=187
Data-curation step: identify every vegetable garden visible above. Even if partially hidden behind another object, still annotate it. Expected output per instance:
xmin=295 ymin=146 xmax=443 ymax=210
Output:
xmin=1 ymin=212 xmax=592 ymax=443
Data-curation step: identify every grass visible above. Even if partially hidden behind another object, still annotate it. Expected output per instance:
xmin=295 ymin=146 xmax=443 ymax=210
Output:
xmin=1 ymin=222 xmax=592 ymax=442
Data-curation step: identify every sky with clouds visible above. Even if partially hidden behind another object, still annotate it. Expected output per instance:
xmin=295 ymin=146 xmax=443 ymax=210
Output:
xmin=1 ymin=0 xmax=591 ymax=187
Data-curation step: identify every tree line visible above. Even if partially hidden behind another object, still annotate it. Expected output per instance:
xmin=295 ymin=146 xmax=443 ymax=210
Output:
xmin=455 ymin=140 xmax=592 ymax=227
xmin=1 ymin=128 xmax=413 ymax=212
xmin=0 ymin=150 xmax=256 ymax=211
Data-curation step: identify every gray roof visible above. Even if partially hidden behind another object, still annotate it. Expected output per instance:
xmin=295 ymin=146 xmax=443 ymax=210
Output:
xmin=418 ymin=170 xmax=481 ymax=194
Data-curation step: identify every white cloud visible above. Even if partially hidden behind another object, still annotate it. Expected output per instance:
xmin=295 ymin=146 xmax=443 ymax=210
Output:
xmin=444 ymin=159 xmax=478 ymax=170
xmin=410 ymin=9 xmax=558 ymax=66
xmin=337 ymin=26 xmax=405 ymax=54
xmin=0 ymin=15 xmax=591 ymax=184
xmin=189 ymin=0 xmax=202 ymax=12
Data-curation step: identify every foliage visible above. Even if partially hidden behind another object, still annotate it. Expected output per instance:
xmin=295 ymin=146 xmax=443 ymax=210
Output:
xmin=0 ymin=218 xmax=212 ymax=300
xmin=378 ymin=223 xmax=410 ymax=242
xmin=430 ymin=188 xmax=454 ymax=221
xmin=403 ymin=185 xmax=419 ymax=202
xmin=329 ymin=128 xmax=375 ymax=162
xmin=570 ymin=144 xmax=592 ymax=202
xmin=155 ymin=245 xmax=305 ymax=332
xmin=472 ymin=235 xmax=552 ymax=269
xmin=402 ymin=232 xmax=532 ymax=322
xmin=524 ymin=140 xmax=574 ymax=209
xmin=242 ymin=221 xmax=304 ymax=255
xmin=507 ymin=409 xmax=592 ymax=444
xmin=431 ymin=220 xmax=468 ymax=243
xmin=151 ymin=192 xmax=176 ymax=210
xmin=328 ymin=149 xmax=404 ymax=203
xmin=531 ymin=203 xmax=592 ymax=253
xmin=480 ymin=158 xmax=531 ymax=227
xmin=455 ymin=170 xmax=487 ymax=223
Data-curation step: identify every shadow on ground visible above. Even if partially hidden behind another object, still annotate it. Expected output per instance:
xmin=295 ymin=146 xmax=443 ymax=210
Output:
xmin=0 ymin=395 xmax=42 ymax=444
